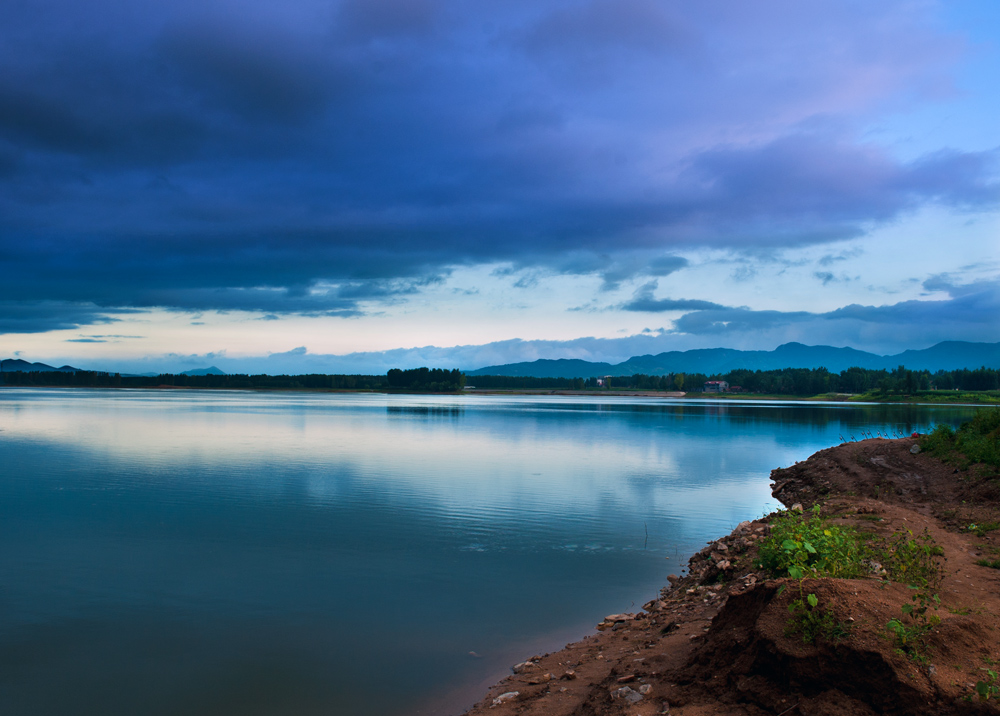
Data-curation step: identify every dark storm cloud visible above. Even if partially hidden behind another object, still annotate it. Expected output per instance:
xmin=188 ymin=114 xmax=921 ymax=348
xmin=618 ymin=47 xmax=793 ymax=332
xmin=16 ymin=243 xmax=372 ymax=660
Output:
xmin=0 ymin=0 xmax=997 ymax=329
xmin=0 ymin=302 xmax=126 ymax=334
xmin=667 ymin=279 xmax=1000 ymax=337
xmin=158 ymin=26 xmax=333 ymax=125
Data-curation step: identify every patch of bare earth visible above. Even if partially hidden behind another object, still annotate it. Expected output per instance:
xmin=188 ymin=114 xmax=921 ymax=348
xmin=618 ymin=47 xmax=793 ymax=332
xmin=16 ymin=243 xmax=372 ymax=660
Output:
xmin=461 ymin=438 xmax=1000 ymax=715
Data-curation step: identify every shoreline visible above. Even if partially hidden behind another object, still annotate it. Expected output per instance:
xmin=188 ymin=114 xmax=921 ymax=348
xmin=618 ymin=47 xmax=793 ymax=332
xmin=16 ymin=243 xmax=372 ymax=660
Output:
xmin=1 ymin=384 xmax=996 ymax=405
xmin=459 ymin=437 xmax=1000 ymax=715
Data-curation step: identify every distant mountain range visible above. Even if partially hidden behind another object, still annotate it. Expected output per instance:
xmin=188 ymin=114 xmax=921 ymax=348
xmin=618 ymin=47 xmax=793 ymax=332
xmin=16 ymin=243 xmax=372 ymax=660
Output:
xmin=121 ymin=367 xmax=227 ymax=377
xmin=179 ymin=366 xmax=225 ymax=376
xmin=0 ymin=359 xmax=79 ymax=373
xmin=4 ymin=343 xmax=999 ymax=380
xmin=466 ymin=341 xmax=1000 ymax=378
xmin=0 ymin=360 xmax=227 ymax=377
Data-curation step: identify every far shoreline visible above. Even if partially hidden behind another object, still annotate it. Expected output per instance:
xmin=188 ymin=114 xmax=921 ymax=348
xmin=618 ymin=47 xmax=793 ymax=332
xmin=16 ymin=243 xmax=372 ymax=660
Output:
xmin=1 ymin=383 xmax=998 ymax=405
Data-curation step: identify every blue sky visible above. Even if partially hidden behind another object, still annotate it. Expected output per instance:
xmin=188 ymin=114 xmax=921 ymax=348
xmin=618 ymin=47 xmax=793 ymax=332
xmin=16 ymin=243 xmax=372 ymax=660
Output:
xmin=2 ymin=0 xmax=998 ymax=373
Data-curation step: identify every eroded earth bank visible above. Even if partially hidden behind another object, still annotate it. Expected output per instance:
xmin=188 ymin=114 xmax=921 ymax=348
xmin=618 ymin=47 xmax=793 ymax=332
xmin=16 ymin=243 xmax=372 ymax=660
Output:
xmin=462 ymin=437 xmax=1000 ymax=715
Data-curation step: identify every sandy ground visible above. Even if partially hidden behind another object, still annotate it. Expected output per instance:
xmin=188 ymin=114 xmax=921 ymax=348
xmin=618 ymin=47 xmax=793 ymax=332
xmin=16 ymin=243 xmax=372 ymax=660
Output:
xmin=461 ymin=437 xmax=1000 ymax=715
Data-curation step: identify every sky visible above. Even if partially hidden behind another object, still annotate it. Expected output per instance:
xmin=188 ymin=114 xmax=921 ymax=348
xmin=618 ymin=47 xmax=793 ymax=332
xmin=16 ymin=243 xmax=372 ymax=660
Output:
xmin=1 ymin=0 xmax=998 ymax=374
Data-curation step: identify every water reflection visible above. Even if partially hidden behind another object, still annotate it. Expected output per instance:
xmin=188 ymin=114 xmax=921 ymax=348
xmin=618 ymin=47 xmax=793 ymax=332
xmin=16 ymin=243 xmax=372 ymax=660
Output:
xmin=0 ymin=390 xmax=984 ymax=716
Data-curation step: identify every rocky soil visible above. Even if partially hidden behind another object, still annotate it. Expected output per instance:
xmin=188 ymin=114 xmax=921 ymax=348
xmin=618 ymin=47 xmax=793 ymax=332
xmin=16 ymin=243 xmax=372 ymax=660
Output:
xmin=461 ymin=437 xmax=1000 ymax=715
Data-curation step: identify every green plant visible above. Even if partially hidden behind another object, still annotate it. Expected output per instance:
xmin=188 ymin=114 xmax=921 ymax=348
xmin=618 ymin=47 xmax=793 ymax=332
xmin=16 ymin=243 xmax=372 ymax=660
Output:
xmin=880 ymin=528 xmax=944 ymax=663
xmin=965 ymin=522 xmax=1000 ymax=538
xmin=785 ymin=591 xmax=847 ymax=644
xmin=885 ymin=586 xmax=941 ymax=663
xmin=758 ymin=506 xmax=868 ymax=580
xmin=879 ymin=528 xmax=944 ymax=587
xmin=976 ymin=558 xmax=1000 ymax=570
xmin=922 ymin=410 xmax=1000 ymax=472
xmin=975 ymin=669 xmax=1000 ymax=702
xmin=760 ymin=507 xmax=862 ymax=643
xmin=761 ymin=509 xmax=946 ymax=651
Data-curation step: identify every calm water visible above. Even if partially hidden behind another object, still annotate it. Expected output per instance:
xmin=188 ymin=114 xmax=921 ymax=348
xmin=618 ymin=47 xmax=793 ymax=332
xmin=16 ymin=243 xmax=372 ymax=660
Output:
xmin=0 ymin=389 xmax=984 ymax=715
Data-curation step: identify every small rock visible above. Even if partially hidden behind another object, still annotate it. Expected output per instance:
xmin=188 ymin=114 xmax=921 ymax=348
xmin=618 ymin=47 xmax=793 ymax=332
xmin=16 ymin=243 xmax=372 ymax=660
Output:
xmin=714 ymin=542 xmax=729 ymax=552
xmin=716 ymin=560 xmax=731 ymax=571
xmin=597 ymin=615 xmax=631 ymax=631
xmin=561 ymin=670 xmax=577 ymax=680
xmin=910 ymin=444 xmax=921 ymax=454
xmin=492 ymin=691 xmax=519 ymax=706
xmin=611 ymin=686 xmax=643 ymax=703
xmin=791 ymin=503 xmax=804 ymax=513
xmin=638 ymin=684 xmax=652 ymax=695
xmin=527 ymin=673 xmax=552 ymax=685
xmin=616 ymin=674 xmax=637 ymax=683
xmin=512 ymin=661 xmax=536 ymax=674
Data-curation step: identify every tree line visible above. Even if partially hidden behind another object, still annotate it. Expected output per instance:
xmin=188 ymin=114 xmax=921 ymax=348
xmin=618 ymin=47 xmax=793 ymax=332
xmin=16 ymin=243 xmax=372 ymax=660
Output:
xmin=472 ymin=365 xmax=1000 ymax=395
xmin=0 ymin=371 xmax=389 ymax=390
xmin=0 ymin=366 xmax=468 ymax=392
xmin=2 ymin=364 xmax=997 ymax=396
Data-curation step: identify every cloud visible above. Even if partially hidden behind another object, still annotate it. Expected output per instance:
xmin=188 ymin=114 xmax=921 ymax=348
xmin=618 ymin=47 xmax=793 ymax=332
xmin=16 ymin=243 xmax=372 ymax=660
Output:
xmin=666 ymin=278 xmax=1000 ymax=348
xmin=0 ymin=301 xmax=128 ymax=334
xmin=158 ymin=23 xmax=334 ymax=125
xmin=818 ymin=247 xmax=863 ymax=266
xmin=0 ymin=0 xmax=995 ymax=322
xmin=65 ymin=334 xmax=144 ymax=343
xmin=620 ymin=281 xmax=727 ymax=312
xmin=270 ymin=345 xmax=308 ymax=358
xmin=51 ymin=279 xmax=998 ymax=374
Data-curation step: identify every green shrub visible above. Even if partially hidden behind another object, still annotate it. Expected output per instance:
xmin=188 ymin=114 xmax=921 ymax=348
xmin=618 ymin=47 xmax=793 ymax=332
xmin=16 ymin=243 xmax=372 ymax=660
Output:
xmin=758 ymin=507 xmax=868 ymax=580
xmin=922 ymin=409 xmax=1000 ymax=470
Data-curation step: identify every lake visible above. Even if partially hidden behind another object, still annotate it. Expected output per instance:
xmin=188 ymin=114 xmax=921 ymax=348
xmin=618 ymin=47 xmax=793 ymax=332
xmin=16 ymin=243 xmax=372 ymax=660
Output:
xmin=0 ymin=389 xmax=983 ymax=715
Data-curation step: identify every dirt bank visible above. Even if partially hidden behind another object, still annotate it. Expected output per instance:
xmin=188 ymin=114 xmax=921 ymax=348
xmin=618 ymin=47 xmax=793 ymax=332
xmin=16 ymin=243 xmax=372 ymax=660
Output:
xmin=461 ymin=437 xmax=1000 ymax=715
